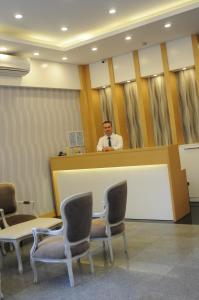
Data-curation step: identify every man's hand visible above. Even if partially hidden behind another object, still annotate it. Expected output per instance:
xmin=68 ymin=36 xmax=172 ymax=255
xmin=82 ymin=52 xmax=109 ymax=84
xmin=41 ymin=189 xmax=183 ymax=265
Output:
xmin=102 ymin=146 xmax=114 ymax=152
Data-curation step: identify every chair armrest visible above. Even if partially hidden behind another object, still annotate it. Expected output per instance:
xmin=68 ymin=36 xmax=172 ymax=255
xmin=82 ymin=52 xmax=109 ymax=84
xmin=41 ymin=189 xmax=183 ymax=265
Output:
xmin=30 ymin=226 xmax=63 ymax=255
xmin=32 ymin=227 xmax=63 ymax=236
xmin=0 ymin=208 xmax=9 ymax=228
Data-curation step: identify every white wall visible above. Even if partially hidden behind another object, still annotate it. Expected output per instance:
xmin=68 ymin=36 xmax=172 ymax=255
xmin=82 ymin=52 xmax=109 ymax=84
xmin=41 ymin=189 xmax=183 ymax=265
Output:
xmin=0 ymin=59 xmax=80 ymax=90
xmin=166 ymin=36 xmax=194 ymax=71
xmin=179 ymin=144 xmax=199 ymax=202
xmin=89 ymin=60 xmax=110 ymax=88
xmin=139 ymin=45 xmax=164 ymax=77
xmin=112 ymin=53 xmax=136 ymax=83
xmin=0 ymin=86 xmax=82 ymax=215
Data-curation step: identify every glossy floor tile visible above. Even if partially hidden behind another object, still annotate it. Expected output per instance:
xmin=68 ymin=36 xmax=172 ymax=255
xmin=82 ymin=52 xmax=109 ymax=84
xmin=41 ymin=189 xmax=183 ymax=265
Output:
xmin=1 ymin=220 xmax=199 ymax=299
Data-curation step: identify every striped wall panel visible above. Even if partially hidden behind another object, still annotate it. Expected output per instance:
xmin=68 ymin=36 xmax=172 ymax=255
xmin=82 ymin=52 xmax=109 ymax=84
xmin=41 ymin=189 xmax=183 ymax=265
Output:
xmin=0 ymin=87 xmax=82 ymax=215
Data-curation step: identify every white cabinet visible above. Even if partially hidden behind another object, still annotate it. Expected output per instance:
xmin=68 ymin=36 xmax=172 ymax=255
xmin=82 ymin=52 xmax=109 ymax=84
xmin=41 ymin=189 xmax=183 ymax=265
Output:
xmin=179 ymin=144 xmax=199 ymax=202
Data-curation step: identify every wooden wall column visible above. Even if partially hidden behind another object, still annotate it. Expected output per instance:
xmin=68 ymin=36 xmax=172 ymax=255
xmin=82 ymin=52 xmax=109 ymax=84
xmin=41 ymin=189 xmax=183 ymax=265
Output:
xmin=161 ymin=43 xmax=184 ymax=145
xmin=192 ymin=34 xmax=199 ymax=91
xmin=133 ymin=51 xmax=154 ymax=146
xmin=79 ymin=65 xmax=102 ymax=152
xmin=108 ymin=58 xmax=129 ymax=148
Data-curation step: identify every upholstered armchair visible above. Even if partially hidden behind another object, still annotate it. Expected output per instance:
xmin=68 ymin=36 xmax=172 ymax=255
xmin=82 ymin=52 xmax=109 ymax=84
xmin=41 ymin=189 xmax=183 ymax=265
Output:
xmin=30 ymin=192 xmax=94 ymax=287
xmin=91 ymin=180 xmax=128 ymax=262
xmin=0 ymin=183 xmax=36 ymax=228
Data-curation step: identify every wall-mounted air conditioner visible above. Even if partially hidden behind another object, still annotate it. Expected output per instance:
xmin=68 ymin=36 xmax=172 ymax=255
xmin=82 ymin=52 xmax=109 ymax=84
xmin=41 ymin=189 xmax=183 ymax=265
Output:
xmin=0 ymin=54 xmax=30 ymax=77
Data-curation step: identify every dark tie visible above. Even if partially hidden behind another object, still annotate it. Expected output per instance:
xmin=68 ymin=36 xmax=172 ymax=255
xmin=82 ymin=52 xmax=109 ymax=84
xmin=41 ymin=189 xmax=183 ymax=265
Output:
xmin=108 ymin=136 xmax=112 ymax=147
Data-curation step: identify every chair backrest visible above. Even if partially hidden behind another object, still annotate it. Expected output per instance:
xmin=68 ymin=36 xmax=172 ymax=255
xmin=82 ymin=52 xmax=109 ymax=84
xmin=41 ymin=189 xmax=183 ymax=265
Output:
xmin=0 ymin=183 xmax=17 ymax=214
xmin=105 ymin=181 xmax=127 ymax=225
xmin=60 ymin=192 xmax=93 ymax=244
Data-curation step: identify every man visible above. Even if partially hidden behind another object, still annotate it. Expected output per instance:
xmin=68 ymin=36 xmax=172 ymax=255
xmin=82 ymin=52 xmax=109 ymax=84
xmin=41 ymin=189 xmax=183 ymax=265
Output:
xmin=97 ymin=120 xmax=123 ymax=152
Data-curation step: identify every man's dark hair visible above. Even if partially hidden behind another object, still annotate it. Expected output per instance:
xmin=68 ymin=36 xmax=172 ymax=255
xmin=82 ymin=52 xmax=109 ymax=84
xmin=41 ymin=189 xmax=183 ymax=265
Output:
xmin=103 ymin=120 xmax=112 ymax=126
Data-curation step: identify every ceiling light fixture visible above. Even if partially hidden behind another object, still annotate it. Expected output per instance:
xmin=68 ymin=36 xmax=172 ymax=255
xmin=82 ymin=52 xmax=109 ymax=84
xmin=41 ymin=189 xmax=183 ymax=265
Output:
xmin=91 ymin=47 xmax=98 ymax=51
xmin=126 ymin=80 xmax=131 ymax=83
xmin=62 ymin=57 xmax=68 ymax=61
xmin=61 ymin=26 xmax=68 ymax=32
xmin=182 ymin=67 xmax=187 ymax=70
xmin=153 ymin=74 xmax=157 ymax=77
xmin=109 ymin=8 xmax=116 ymax=14
xmin=15 ymin=13 xmax=23 ymax=19
xmin=125 ymin=36 xmax=132 ymax=41
xmin=164 ymin=22 xmax=172 ymax=28
xmin=41 ymin=63 xmax=48 ymax=68
xmin=33 ymin=52 xmax=39 ymax=56
xmin=0 ymin=54 xmax=7 ymax=60
xmin=0 ymin=47 xmax=8 ymax=52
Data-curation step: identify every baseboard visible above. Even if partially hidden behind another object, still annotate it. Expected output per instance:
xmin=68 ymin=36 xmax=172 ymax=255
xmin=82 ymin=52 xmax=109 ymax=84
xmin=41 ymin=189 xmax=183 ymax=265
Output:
xmin=39 ymin=211 xmax=56 ymax=218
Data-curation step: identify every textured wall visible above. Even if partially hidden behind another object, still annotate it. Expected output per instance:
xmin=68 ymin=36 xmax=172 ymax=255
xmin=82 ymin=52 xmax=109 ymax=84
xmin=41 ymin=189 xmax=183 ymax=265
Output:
xmin=0 ymin=86 xmax=82 ymax=215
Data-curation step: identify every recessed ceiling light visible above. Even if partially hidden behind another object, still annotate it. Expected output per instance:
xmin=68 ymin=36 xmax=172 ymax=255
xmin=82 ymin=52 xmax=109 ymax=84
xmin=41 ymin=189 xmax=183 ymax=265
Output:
xmin=33 ymin=52 xmax=39 ymax=56
xmin=62 ymin=57 xmax=68 ymax=61
xmin=109 ymin=8 xmax=116 ymax=14
xmin=14 ymin=13 xmax=23 ymax=19
xmin=126 ymin=80 xmax=131 ymax=83
xmin=0 ymin=54 xmax=7 ymax=60
xmin=102 ymin=86 xmax=106 ymax=88
xmin=125 ymin=36 xmax=132 ymax=41
xmin=0 ymin=47 xmax=8 ymax=52
xmin=182 ymin=67 xmax=187 ymax=70
xmin=41 ymin=63 xmax=48 ymax=69
xmin=91 ymin=47 xmax=98 ymax=51
xmin=153 ymin=74 xmax=157 ymax=77
xmin=61 ymin=26 xmax=68 ymax=32
xmin=164 ymin=22 xmax=172 ymax=28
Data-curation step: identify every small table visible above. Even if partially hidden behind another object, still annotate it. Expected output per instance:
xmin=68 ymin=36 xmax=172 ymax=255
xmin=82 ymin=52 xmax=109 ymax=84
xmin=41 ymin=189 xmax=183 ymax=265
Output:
xmin=0 ymin=217 xmax=62 ymax=274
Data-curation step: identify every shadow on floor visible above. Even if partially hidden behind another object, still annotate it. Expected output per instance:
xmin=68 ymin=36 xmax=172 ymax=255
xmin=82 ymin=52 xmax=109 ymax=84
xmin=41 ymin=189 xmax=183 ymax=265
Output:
xmin=177 ymin=202 xmax=199 ymax=224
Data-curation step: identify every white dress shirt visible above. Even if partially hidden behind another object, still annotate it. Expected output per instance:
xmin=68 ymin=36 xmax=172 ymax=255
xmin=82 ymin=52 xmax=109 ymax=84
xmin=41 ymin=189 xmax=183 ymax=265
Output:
xmin=97 ymin=133 xmax=123 ymax=151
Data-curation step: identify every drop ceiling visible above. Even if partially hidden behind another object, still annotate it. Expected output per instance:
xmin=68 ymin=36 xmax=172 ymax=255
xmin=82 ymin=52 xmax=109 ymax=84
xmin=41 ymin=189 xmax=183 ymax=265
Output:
xmin=0 ymin=0 xmax=199 ymax=65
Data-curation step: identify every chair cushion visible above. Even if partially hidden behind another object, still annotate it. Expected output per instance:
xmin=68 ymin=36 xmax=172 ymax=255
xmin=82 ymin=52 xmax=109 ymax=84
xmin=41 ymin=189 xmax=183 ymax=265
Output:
xmin=5 ymin=214 xmax=36 ymax=226
xmin=32 ymin=236 xmax=89 ymax=259
xmin=91 ymin=218 xmax=125 ymax=238
xmin=0 ymin=183 xmax=16 ymax=214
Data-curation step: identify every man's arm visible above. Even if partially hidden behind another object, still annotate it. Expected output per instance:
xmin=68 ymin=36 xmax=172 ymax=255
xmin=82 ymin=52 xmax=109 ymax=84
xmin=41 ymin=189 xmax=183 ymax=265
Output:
xmin=113 ymin=135 xmax=123 ymax=150
xmin=96 ymin=137 xmax=103 ymax=151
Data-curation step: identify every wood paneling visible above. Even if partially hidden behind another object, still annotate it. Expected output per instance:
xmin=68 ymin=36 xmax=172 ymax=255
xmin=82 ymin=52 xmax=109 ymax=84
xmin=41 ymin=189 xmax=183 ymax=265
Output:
xmin=79 ymin=65 xmax=102 ymax=152
xmin=192 ymin=34 xmax=199 ymax=91
xmin=133 ymin=50 xmax=154 ymax=146
xmin=108 ymin=58 xmax=129 ymax=148
xmin=161 ymin=43 xmax=184 ymax=144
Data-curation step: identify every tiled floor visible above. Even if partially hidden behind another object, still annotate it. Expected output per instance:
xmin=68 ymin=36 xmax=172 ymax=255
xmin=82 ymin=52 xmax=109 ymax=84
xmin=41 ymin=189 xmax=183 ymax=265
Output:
xmin=1 ymin=207 xmax=199 ymax=300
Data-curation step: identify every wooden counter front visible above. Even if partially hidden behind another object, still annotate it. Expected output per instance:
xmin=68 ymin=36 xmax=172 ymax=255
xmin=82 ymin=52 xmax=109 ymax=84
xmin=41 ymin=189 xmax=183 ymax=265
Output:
xmin=50 ymin=145 xmax=190 ymax=222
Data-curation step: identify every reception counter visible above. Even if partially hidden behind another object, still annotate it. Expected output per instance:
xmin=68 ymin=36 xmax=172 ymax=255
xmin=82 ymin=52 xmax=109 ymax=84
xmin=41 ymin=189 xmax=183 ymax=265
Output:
xmin=50 ymin=145 xmax=190 ymax=222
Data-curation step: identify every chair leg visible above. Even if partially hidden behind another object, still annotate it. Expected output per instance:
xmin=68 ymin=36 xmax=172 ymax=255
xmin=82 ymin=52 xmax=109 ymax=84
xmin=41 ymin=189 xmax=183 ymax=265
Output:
xmin=66 ymin=260 xmax=74 ymax=287
xmin=30 ymin=259 xmax=38 ymax=283
xmin=122 ymin=232 xmax=128 ymax=257
xmin=77 ymin=258 xmax=83 ymax=274
xmin=13 ymin=241 xmax=23 ymax=274
xmin=102 ymin=241 xmax=106 ymax=250
xmin=0 ymin=243 xmax=6 ymax=256
xmin=0 ymin=272 xmax=3 ymax=300
xmin=87 ymin=252 xmax=94 ymax=274
xmin=107 ymin=238 xmax=114 ymax=263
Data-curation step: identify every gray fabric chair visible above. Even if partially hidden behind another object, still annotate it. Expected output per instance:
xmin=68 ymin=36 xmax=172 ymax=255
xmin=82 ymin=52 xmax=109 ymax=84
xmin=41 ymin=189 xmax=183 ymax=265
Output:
xmin=91 ymin=180 xmax=128 ymax=262
xmin=30 ymin=192 xmax=94 ymax=287
xmin=0 ymin=183 xmax=36 ymax=228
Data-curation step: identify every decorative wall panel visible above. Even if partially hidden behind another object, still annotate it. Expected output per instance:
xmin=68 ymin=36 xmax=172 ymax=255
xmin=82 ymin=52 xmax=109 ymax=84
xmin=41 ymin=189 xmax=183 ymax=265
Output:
xmin=177 ymin=68 xmax=199 ymax=143
xmin=0 ymin=87 xmax=82 ymax=215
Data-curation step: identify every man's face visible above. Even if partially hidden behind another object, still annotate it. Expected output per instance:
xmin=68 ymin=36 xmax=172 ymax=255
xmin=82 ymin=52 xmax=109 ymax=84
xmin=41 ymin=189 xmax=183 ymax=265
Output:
xmin=103 ymin=123 xmax=112 ymax=136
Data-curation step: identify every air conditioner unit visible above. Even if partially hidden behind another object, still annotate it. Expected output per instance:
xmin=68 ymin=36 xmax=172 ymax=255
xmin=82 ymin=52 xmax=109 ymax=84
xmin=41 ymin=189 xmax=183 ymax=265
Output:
xmin=0 ymin=54 xmax=30 ymax=77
